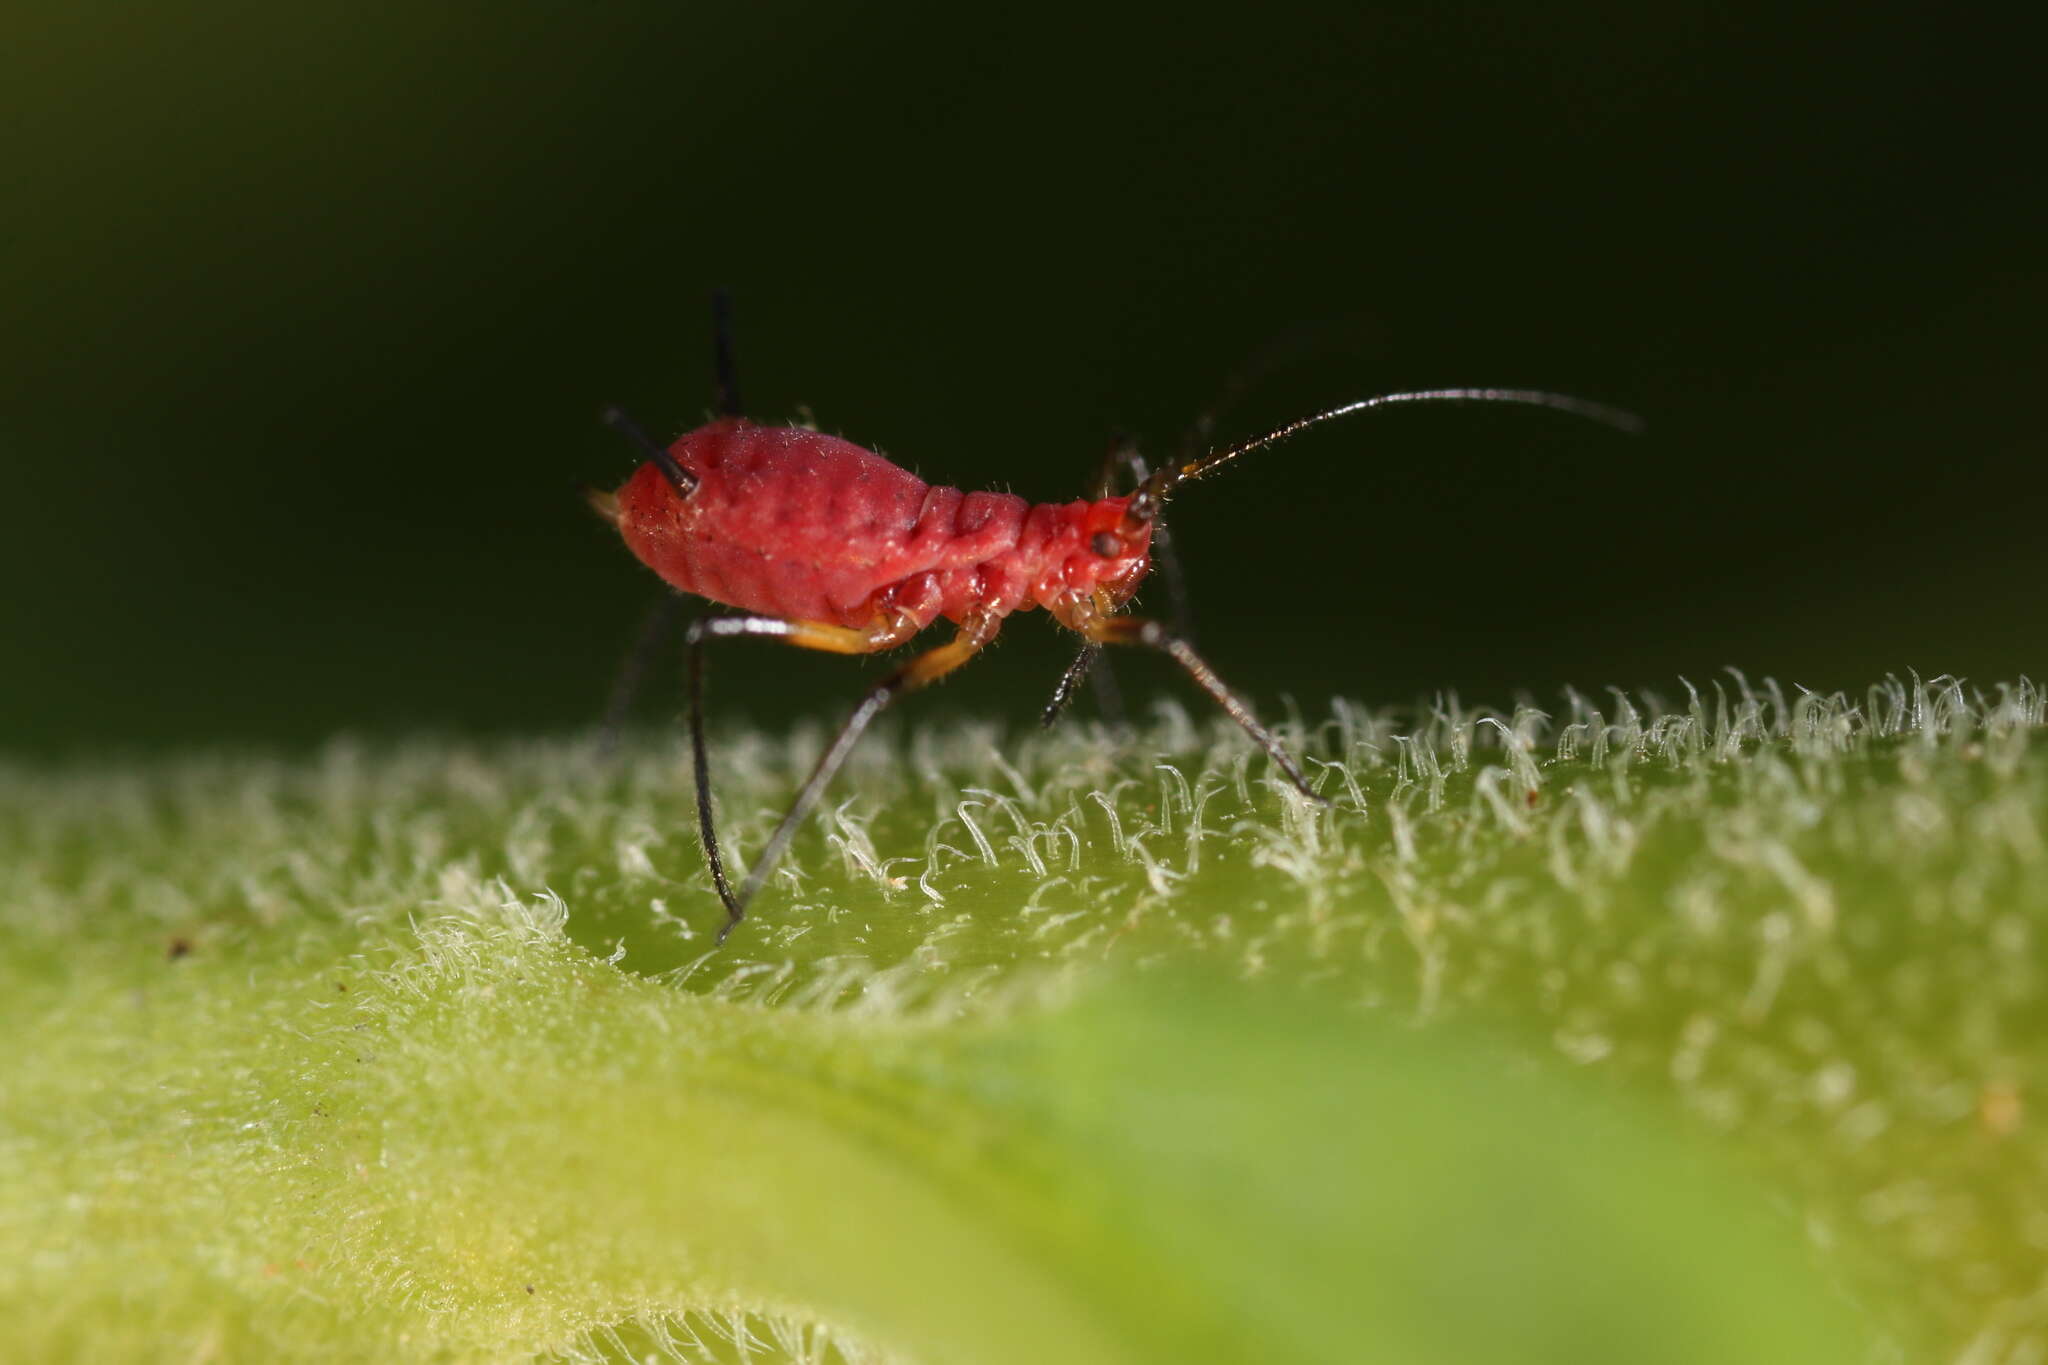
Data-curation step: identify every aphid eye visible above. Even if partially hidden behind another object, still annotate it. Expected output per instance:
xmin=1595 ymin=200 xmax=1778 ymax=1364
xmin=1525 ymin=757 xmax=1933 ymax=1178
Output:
xmin=1090 ymin=531 xmax=1120 ymax=558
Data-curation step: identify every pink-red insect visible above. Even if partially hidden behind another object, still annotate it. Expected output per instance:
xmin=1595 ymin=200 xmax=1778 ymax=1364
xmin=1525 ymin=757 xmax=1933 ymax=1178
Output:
xmin=593 ymin=296 xmax=1636 ymax=942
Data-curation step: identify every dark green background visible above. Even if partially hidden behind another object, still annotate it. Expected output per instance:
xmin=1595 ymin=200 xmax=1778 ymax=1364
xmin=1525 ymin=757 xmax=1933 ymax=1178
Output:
xmin=4 ymin=5 xmax=2039 ymax=755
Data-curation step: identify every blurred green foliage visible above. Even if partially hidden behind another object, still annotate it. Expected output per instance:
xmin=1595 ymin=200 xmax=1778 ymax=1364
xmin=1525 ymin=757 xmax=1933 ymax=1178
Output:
xmin=4 ymin=675 xmax=2041 ymax=1359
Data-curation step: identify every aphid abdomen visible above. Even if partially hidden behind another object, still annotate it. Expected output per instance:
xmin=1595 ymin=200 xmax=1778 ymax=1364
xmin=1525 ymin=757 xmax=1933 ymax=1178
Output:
xmin=898 ymin=484 xmax=1035 ymax=622
xmin=619 ymin=421 xmax=942 ymax=626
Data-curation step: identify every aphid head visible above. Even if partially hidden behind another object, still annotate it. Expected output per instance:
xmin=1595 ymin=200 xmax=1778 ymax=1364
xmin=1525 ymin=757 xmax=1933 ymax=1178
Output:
xmin=1081 ymin=495 xmax=1152 ymax=605
xmin=1117 ymin=480 xmax=1163 ymax=537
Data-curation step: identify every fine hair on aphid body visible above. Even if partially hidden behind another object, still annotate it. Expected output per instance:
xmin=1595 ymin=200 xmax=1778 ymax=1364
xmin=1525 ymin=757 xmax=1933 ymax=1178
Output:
xmin=593 ymin=294 xmax=1640 ymax=943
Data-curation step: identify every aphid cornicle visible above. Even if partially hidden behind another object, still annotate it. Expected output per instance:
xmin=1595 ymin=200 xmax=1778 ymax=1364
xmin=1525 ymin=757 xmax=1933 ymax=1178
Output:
xmin=594 ymin=295 xmax=1638 ymax=943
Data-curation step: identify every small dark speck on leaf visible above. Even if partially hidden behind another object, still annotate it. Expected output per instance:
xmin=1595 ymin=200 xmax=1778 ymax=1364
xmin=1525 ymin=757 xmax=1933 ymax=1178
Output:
xmin=167 ymin=937 xmax=192 ymax=960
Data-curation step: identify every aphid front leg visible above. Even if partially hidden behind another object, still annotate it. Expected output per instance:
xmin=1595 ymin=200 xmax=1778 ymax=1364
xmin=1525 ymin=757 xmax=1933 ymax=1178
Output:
xmin=1041 ymin=644 xmax=1105 ymax=728
xmin=1068 ymin=605 xmax=1328 ymax=807
xmin=1043 ymin=433 xmax=1197 ymax=729
xmin=1090 ymin=436 xmax=1192 ymax=639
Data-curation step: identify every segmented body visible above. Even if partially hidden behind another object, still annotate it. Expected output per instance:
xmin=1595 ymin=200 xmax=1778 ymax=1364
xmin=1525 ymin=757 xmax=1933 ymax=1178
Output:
xmin=615 ymin=418 xmax=1151 ymax=631
xmin=597 ymin=330 xmax=1632 ymax=943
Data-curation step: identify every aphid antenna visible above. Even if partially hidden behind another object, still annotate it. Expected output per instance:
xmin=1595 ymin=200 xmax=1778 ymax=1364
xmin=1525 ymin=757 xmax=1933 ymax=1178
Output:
xmin=1122 ymin=388 xmax=1642 ymax=530
xmin=601 ymin=405 xmax=699 ymax=498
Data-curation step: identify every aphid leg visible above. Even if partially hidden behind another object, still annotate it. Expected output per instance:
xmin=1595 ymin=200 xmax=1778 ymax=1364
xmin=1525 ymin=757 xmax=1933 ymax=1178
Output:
xmin=717 ymin=615 xmax=997 ymax=939
xmin=685 ymin=599 xmax=975 ymax=942
xmin=1095 ymin=438 xmax=1194 ymax=640
xmin=1041 ymin=643 xmax=1106 ymax=727
xmin=1042 ymin=433 xmax=1189 ymax=728
xmin=685 ymin=613 xmax=914 ymax=936
xmin=710 ymin=288 xmax=742 ymax=418
xmin=1082 ymin=614 xmax=1329 ymax=807
xmin=598 ymin=592 xmax=687 ymax=754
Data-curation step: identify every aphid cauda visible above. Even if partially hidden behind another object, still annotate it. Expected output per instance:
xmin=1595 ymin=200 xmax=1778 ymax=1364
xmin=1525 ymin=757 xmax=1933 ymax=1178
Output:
xmin=593 ymin=295 xmax=1638 ymax=942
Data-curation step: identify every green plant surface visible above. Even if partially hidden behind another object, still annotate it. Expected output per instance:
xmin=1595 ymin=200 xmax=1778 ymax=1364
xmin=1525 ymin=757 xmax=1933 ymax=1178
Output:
xmin=2 ymin=673 xmax=2041 ymax=1362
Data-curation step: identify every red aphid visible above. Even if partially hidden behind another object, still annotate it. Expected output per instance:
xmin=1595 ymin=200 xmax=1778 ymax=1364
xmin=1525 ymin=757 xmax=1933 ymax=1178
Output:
xmin=610 ymin=418 xmax=1150 ymax=638
xmin=595 ymin=302 xmax=1637 ymax=943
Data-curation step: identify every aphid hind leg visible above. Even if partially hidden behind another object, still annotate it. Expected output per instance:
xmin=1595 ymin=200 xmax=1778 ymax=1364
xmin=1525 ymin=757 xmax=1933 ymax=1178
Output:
xmin=686 ymin=596 xmax=987 ymax=943
xmin=593 ymin=403 xmax=701 ymax=737
xmin=598 ymin=592 xmax=688 ymax=753
xmin=685 ymin=610 xmax=923 ymax=936
xmin=731 ymin=616 xmax=999 ymax=925
xmin=1078 ymin=612 xmax=1328 ymax=806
